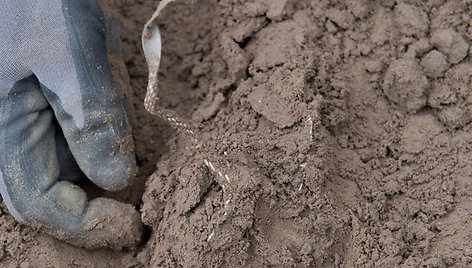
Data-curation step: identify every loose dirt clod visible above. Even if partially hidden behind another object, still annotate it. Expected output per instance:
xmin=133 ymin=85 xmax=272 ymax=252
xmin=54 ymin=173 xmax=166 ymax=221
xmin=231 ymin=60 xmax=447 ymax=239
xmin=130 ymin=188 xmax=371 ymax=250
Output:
xmin=383 ymin=58 xmax=429 ymax=112
xmin=431 ymin=28 xmax=470 ymax=64
xmin=420 ymin=50 xmax=449 ymax=78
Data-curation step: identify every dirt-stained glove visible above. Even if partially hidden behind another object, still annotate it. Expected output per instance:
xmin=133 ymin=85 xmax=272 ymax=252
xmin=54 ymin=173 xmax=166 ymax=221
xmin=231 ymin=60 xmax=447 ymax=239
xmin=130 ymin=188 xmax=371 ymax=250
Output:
xmin=0 ymin=0 xmax=143 ymax=248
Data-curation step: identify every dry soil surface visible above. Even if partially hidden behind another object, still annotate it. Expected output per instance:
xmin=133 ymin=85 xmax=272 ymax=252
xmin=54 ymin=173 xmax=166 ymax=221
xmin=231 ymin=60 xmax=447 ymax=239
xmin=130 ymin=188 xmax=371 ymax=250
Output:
xmin=2 ymin=0 xmax=472 ymax=267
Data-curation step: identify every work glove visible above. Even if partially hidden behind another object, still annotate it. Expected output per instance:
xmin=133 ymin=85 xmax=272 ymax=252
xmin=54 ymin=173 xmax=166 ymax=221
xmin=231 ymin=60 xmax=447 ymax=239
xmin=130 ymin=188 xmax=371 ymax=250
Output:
xmin=0 ymin=0 xmax=143 ymax=248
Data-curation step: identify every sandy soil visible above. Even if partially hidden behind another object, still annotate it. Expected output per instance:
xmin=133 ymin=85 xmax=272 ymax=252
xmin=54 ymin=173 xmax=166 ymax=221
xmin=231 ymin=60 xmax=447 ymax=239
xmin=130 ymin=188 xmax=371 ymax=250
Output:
xmin=1 ymin=0 xmax=472 ymax=267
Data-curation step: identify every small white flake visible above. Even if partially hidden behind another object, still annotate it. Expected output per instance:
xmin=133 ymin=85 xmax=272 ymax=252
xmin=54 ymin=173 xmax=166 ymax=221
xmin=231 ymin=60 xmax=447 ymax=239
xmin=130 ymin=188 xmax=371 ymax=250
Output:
xmin=207 ymin=231 xmax=215 ymax=242
xmin=208 ymin=161 xmax=215 ymax=171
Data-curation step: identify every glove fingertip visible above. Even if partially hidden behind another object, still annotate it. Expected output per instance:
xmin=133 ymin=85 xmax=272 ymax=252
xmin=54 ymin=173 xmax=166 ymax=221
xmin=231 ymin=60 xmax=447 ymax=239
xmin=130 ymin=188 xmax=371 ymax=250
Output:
xmin=89 ymin=153 xmax=137 ymax=192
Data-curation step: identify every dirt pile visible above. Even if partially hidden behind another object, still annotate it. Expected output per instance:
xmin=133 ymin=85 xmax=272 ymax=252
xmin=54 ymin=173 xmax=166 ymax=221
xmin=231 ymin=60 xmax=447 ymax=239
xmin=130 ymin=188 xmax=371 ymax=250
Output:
xmin=1 ymin=0 xmax=472 ymax=267
xmin=139 ymin=0 xmax=472 ymax=266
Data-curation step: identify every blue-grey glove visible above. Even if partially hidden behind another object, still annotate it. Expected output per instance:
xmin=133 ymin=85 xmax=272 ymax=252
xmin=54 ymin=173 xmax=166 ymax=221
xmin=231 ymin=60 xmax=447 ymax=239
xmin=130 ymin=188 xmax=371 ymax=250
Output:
xmin=0 ymin=0 xmax=143 ymax=248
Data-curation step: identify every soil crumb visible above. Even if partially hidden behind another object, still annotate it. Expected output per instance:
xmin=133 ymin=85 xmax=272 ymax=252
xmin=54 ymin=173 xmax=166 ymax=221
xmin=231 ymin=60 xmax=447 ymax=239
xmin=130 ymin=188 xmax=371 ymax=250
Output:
xmin=2 ymin=0 xmax=472 ymax=267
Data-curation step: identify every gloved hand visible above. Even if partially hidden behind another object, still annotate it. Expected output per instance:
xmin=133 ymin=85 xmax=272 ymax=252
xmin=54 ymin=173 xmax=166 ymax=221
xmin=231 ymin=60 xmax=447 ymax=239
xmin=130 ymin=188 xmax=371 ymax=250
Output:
xmin=0 ymin=0 xmax=143 ymax=248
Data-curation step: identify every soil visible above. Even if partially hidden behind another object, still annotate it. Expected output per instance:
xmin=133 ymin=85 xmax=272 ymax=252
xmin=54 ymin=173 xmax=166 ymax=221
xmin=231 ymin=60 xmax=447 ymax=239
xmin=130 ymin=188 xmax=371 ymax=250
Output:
xmin=1 ymin=0 xmax=472 ymax=267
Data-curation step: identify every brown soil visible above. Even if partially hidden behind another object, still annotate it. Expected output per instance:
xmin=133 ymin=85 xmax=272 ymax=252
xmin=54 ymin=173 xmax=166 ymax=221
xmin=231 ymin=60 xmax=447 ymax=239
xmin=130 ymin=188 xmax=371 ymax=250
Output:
xmin=2 ymin=0 xmax=472 ymax=267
